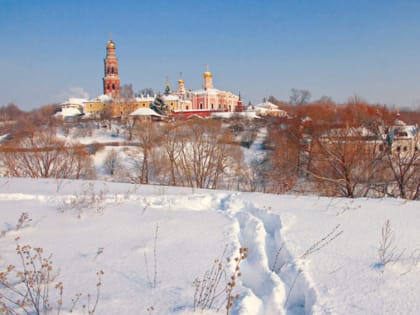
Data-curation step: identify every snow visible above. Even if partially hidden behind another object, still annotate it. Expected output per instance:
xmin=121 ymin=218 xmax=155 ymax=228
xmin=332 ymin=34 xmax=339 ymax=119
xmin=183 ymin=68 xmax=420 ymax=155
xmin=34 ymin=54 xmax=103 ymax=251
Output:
xmin=130 ymin=108 xmax=163 ymax=117
xmin=246 ymin=102 xmax=287 ymax=118
xmin=0 ymin=133 xmax=11 ymax=144
xmin=136 ymin=95 xmax=155 ymax=102
xmin=91 ymin=94 xmax=113 ymax=102
xmin=210 ymin=112 xmax=260 ymax=120
xmin=254 ymin=101 xmax=279 ymax=110
xmin=61 ymin=98 xmax=87 ymax=107
xmin=1 ymin=177 xmax=419 ymax=314
xmin=60 ymin=107 xmax=83 ymax=117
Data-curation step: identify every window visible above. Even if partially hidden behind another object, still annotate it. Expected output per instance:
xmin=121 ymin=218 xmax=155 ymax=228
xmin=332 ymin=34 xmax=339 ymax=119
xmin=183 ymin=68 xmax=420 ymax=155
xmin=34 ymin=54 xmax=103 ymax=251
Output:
xmin=112 ymin=84 xmax=115 ymax=90
xmin=111 ymin=67 xmax=114 ymax=74
xmin=200 ymin=103 xmax=203 ymax=109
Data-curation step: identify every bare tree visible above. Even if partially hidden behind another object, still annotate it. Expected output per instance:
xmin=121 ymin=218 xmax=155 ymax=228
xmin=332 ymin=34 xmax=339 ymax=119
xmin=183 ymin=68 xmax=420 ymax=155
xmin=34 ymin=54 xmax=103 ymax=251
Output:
xmin=0 ymin=129 xmax=95 ymax=179
xmin=131 ymin=121 xmax=161 ymax=184
xmin=289 ymin=88 xmax=311 ymax=106
xmin=265 ymin=125 xmax=300 ymax=193
xmin=120 ymin=83 xmax=134 ymax=100
xmin=160 ymin=122 xmax=187 ymax=186
xmin=137 ymin=88 xmax=155 ymax=97
xmin=307 ymin=127 xmax=384 ymax=198
xmin=383 ymin=149 xmax=420 ymax=200
xmin=103 ymin=149 xmax=121 ymax=176
xmin=177 ymin=119 xmax=242 ymax=189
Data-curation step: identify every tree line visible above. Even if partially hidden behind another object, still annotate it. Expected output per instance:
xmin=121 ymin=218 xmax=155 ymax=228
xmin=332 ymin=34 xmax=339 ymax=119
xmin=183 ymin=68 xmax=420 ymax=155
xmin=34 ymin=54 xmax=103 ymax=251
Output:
xmin=0 ymin=99 xmax=418 ymax=199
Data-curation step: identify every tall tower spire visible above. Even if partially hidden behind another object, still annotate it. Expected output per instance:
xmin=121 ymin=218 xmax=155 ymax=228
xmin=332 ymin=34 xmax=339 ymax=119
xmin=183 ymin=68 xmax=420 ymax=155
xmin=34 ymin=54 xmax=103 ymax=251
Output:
xmin=178 ymin=72 xmax=185 ymax=94
xmin=103 ymin=37 xmax=120 ymax=98
xmin=203 ymin=64 xmax=213 ymax=90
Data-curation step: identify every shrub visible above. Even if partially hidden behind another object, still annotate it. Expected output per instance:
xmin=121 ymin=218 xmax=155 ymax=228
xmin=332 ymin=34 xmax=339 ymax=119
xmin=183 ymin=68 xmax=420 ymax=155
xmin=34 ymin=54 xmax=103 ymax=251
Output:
xmin=0 ymin=238 xmax=103 ymax=315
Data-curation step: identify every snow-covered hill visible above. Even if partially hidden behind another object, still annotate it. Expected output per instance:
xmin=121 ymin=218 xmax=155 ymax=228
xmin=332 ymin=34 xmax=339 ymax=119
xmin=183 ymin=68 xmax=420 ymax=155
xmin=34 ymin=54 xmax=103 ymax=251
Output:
xmin=0 ymin=178 xmax=419 ymax=314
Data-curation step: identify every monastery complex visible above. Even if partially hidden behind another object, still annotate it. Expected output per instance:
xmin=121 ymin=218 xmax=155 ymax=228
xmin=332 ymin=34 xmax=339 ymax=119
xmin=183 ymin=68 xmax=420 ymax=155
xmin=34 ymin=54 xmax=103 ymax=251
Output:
xmin=80 ymin=39 xmax=243 ymax=119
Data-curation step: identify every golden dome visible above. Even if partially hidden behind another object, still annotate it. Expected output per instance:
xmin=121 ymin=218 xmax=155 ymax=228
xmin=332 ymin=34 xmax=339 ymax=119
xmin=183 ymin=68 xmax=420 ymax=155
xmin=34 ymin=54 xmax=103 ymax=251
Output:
xmin=178 ymin=79 xmax=184 ymax=84
xmin=107 ymin=40 xmax=115 ymax=49
xmin=203 ymin=71 xmax=212 ymax=78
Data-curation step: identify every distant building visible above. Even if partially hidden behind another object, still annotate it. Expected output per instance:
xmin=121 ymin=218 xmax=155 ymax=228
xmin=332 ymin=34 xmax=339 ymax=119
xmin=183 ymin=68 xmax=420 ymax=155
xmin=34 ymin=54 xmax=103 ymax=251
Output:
xmin=249 ymin=101 xmax=288 ymax=117
xmin=75 ymin=40 xmax=243 ymax=119
xmin=169 ymin=68 xmax=243 ymax=118
xmin=83 ymin=94 xmax=113 ymax=117
xmin=59 ymin=98 xmax=85 ymax=118
xmin=103 ymin=39 xmax=120 ymax=98
xmin=129 ymin=107 xmax=165 ymax=122
xmin=386 ymin=115 xmax=419 ymax=156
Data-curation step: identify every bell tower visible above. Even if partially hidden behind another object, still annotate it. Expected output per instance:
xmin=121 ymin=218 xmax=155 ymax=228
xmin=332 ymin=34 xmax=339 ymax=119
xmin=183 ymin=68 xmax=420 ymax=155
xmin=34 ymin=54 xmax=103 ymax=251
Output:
xmin=103 ymin=37 xmax=120 ymax=98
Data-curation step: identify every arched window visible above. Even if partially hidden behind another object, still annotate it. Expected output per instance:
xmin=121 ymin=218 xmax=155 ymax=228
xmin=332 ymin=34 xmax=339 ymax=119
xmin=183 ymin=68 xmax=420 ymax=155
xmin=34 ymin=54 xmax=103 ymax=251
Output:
xmin=112 ymin=84 xmax=115 ymax=90
xmin=111 ymin=67 xmax=114 ymax=74
xmin=107 ymin=84 xmax=110 ymax=90
xmin=199 ymin=103 xmax=203 ymax=109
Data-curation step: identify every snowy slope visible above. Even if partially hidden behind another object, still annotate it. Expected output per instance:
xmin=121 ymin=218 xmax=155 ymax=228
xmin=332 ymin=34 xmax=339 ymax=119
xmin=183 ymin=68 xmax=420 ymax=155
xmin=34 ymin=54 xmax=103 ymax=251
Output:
xmin=0 ymin=178 xmax=419 ymax=315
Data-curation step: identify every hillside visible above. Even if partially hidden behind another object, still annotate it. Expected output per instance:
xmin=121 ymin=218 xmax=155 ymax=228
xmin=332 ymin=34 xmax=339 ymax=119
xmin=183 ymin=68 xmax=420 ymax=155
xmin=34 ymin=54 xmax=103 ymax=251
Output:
xmin=0 ymin=178 xmax=419 ymax=314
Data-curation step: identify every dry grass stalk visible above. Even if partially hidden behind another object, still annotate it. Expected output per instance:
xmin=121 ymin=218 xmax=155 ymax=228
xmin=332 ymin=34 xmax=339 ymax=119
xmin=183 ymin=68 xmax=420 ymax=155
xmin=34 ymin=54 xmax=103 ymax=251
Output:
xmin=0 ymin=238 xmax=103 ymax=314
xmin=193 ymin=246 xmax=248 ymax=314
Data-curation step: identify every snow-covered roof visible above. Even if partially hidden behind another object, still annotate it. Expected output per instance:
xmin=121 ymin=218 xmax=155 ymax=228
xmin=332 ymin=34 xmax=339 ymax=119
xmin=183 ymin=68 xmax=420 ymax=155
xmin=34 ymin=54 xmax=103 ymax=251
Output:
xmin=248 ymin=101 xmax=288 ymax=117
xmin=135 ymin=95 xmax=155 ymax=102
xmin=61 ymin=98 xmax=87 ymax=106
xmin=129 ymin=108 xmax=163 ymax=117
xmin=255 ymin=101 xmax=278 ymax=110
xmin=90 ymin=94 xmax=113 ymax=102
xmin=389 ymin=124 xmax=418 ymax=139
xmin=61 ymin=107 xmax=83 ymax=117
xmin=322 ymin=127 xmax=376 ymax=138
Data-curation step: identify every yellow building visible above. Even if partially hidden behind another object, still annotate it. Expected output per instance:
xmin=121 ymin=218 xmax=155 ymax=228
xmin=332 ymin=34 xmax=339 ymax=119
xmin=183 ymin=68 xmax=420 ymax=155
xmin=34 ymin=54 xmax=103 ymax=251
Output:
xmin=83 ymin=95 xmax=114 ymax=117
xmin=83 ymin=94 xmax=156 ymax=118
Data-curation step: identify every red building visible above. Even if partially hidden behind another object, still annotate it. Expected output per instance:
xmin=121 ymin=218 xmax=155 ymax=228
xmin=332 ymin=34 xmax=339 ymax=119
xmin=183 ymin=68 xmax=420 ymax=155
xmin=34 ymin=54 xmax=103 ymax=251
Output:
xmin=103 ymin=40 xmax=120 ymax=98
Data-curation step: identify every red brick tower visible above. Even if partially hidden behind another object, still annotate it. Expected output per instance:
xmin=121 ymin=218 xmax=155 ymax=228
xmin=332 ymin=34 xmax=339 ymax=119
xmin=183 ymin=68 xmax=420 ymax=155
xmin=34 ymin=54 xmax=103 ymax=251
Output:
xmin=103 ymin=39 xmax=120 ymax=98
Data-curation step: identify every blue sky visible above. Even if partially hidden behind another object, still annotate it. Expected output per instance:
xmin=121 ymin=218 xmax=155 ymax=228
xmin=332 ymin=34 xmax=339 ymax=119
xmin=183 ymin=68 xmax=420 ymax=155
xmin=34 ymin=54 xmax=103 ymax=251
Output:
xmin=1 ymin=0 xmax=420 ymax=110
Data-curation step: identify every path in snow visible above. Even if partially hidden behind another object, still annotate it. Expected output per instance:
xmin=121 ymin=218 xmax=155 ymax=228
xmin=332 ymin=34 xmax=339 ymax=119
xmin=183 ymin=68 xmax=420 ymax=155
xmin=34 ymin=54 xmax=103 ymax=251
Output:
xmin=0 ymin=179 xmax=318 ymax=315
xmin=218 ymin=194 xmax=316 ymax=315
xmin=243 ymin=127 xmax=267 ymax=165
